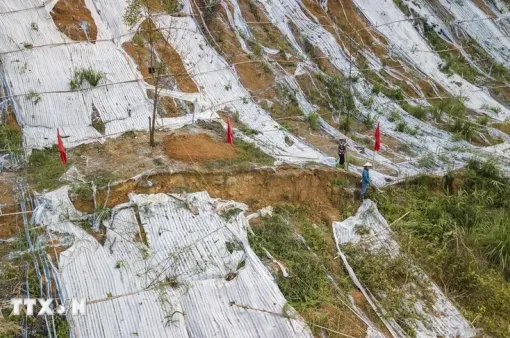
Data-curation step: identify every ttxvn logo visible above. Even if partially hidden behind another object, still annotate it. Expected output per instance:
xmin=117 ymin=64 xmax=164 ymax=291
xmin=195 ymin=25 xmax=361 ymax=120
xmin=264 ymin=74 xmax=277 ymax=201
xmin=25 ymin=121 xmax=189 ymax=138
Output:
xmin=10 ymin=298 xmax=86 ymax=316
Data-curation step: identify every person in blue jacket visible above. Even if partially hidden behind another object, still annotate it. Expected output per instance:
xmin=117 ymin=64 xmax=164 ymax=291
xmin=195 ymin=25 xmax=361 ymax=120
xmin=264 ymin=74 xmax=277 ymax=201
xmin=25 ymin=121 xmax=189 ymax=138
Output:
xmin=361 ymin=162 xmax=372 ymax=199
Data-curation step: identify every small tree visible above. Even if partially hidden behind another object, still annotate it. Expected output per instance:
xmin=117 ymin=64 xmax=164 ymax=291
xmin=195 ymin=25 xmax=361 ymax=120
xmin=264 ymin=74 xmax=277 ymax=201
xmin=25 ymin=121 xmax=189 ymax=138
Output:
xmin=124 ymin=0 xmax=175 ymax=147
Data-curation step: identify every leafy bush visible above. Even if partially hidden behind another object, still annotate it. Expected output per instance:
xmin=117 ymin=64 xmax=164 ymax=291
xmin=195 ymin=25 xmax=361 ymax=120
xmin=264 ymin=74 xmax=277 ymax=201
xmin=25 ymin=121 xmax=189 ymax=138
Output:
xmin=477 ymin=115 xmax=490 ymax=126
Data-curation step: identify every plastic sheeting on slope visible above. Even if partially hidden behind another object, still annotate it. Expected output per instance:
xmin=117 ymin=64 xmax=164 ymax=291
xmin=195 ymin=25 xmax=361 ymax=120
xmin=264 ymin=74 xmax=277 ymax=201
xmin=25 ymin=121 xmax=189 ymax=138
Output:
xmin=351 ymin=0 xmax=510 ymax=121
xmin=154 ymin=12 xmax=336 ymax=166
xmin=436 ymin=0 xmax=510 ymax=67
xmin=0 ymin=0 xmax=218 ymax=149
xmin=32 ymin=187 xmax=313 ymax=338
xmin=332 ymin=200 xmax=476 ymax=338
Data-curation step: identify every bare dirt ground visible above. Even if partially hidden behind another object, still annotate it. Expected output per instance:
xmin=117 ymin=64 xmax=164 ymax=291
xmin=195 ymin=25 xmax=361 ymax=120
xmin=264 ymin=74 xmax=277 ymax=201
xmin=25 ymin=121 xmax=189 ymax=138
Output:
xmin=50 ymin=0 xmax=98 ymax=42
xmin=73 ymin=165 xmax=359 ymax=222
xmin=163 ymin=133 xmax=237 ymax=162
xmin=0 ymin=172 xmax=19 ymax=239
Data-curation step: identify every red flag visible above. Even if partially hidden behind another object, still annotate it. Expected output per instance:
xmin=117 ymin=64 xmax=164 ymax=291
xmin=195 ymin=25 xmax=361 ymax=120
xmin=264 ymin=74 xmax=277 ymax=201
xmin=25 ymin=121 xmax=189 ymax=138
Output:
xmin=226 ymin=117 xmax=233 ymax=144
xmin=57 ymin=129 xmax=67 ymax=165
xmin=374 ymin=122 xmax=381 ymax=152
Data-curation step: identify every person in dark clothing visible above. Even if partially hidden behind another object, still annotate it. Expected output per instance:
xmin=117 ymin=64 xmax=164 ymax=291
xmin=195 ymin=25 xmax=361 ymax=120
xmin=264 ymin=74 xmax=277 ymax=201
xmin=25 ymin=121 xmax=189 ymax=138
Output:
xmin=338 ymin=138 xmax=347 ymax=167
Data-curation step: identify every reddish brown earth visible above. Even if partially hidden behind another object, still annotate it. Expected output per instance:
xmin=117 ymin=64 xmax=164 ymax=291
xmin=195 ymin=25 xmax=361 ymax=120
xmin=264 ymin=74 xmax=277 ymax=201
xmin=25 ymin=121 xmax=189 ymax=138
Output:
xmin=163 ymin=133 xmax=237 ymax=162
xmin=51 ymin=0 xmax=98 ymax=42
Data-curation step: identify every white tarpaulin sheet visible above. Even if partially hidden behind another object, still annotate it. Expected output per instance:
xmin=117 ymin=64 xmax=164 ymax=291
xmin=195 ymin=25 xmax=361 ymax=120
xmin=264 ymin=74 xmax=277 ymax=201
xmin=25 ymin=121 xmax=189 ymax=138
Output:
xmin=32 ymin=187 xmax=313 ymax=338
xmin=333 ymin=200 xmax=476 ymax=338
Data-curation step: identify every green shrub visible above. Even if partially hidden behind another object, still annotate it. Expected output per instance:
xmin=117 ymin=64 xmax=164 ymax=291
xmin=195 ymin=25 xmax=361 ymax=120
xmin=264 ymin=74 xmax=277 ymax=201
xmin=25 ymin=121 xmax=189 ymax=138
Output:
xmin=477 ymin=115 xmax=490 ymax=126
xmin=27 ymin=90 xmax=41 ymax=105
xmin=386 ymin=87 xmax=404 ymax=101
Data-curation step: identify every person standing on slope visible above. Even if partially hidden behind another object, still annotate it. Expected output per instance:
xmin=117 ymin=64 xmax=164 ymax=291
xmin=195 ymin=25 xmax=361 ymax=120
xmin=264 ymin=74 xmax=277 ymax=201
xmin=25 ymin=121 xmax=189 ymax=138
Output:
xmin=361 ymin=162 xmax=372 ymax=199
xmin=338 ymin=138 xmax=347 ymax=168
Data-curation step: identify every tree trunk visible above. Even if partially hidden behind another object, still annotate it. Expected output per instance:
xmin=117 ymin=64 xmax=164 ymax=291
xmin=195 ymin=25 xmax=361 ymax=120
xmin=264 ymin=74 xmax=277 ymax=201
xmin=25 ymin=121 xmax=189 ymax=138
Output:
xmin=150 ymin=89 xmax=158 ymax=147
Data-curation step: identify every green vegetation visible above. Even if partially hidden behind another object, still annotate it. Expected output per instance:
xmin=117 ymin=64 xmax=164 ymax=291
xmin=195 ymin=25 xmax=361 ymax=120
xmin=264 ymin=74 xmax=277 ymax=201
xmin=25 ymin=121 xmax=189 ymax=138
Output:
xmin=0 ymin=124 xmax=22 ymax=153
xmin=86 ymin=170 xmax=120 ymax=188
xmin=362 ymin=112 xmax=377 ymax=129
xmin=279 ymin=121 xmax=293 ymax=132
xmin=27 ymin=90 xmax=41 ymax=105
xmin=476 ymin=115 xmax=490 ymax=126
xmin=205 ymin=139 xmax=274 ymax=169
xmin=306 ymin=112 xmax=319 ymax=131
xmin=375 ymin=159 xmax=510 ymax=337
xmin=221 ymin=208 xmax=243 ymax=222
xmin=343 ymin=244 xmax=433 ymax=336
xmin=249 ymin=206 xmax=366 ymax=337
xmin=433 ymin=96 xmax=466 ymax=118
xmin=449 ymin=119 xmax=476 ymax=142
xmin=70 ymin=183 xmax=93 ymax=201
xmin=70 ymin=68 xmax=105 ymax=90
xmin=161 ymin=0 xmax=182 ymax=13
xmin=400 ymin=102 xmax=428 ymax=120
xmin=393 ymin=0 xmax=411 ymax=17
xmin=423 ymin=25 xmax=479 ymax=83
xmin=493 ymin=121 xmax=510 ymax=134
xmin=388 ymin=111 xmax=419 ymax=135
xmin=239 ymin=124 xmax=260 ymax=136
xmin=28 ymin=146 xmax=67 ymax=191
xmin=92 ymin=117 xmax=106 ymax=134
xmin=319 ymin=75 xmax=355 ymax=114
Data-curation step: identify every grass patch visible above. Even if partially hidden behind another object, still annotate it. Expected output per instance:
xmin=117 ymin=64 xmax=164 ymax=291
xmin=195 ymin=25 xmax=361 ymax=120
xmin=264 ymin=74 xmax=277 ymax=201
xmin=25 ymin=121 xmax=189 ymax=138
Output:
xmin=374 ymin=158 xmax=510 ymax=337
xmin=26 ymin=90 xmax=41 ymax=105
xmin=70 ymin=183 xmax=93 ymax=201
xmin=306 ymin=112 xmax=319 ymax=131
xmin=492 ymin=122 xmax=510 ymax=135
xmin=249 ymin=206 xmax=366 ymax=337
xmin=204 ymin=139 xmax=273 ymax=169
xmin=86 ymin=170 xmax=120 ymax=188
xmin=400 ymin=102 xmax=428 ymax=120
xmin=423 ymin=25 xmax=479 ymax=83
xmin=433 ymin=96 xmax=466 ymax=119
xmin=27 ymin=146 xmax=67 ymax=191
xmin=0 ymin=124 xmax=22 ymax=153
xmin=70 ymin=67 xmax=105 ymax=90
xmin=342 ymin=244 xmax=434 ymax=336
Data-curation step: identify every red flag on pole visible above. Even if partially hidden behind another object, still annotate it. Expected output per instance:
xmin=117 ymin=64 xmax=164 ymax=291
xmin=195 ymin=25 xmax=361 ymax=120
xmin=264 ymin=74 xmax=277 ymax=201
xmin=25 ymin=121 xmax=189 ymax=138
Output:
xmin=374 ymin=122 xmax=381 ymax=152
xmin=57 ymin=129 xmax=67 ymax=165
xmin=226 ymin=117 xmax=233 ymax=144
